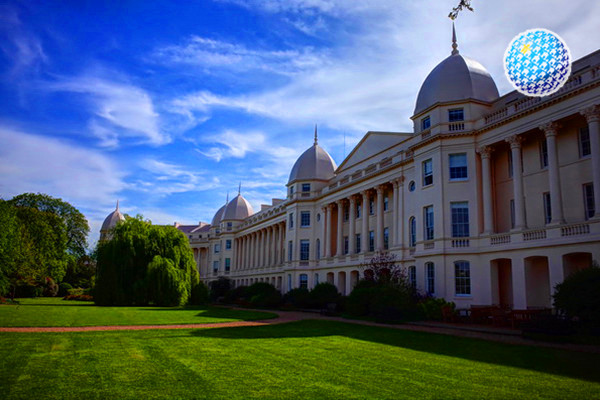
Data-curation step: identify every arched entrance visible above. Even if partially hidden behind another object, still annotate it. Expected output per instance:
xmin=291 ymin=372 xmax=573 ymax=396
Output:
xmin=490 ymin=258 xmax=513 ymax=308
xmin=524 ymin=256 xmax=551 ymax=308
xmin=562 ymin=252 xmax=592 ymax=278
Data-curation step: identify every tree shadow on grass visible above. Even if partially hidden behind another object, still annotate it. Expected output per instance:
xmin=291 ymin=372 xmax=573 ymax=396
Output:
xmin=137 ymin=306 xmax=278 ymax=321
xmin=190 ymin=319 xmax=600 ymax=384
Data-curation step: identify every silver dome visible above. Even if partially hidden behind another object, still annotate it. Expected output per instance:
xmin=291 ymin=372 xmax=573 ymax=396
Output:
xmin=288 ymin=135 xmax=336 ymax=185
xmin=221 ymin=194 xmax=254 ymax=221
xmin=211 ymin=203 xmax=227 ymax=226
xmin=414 ymin=25 xmax=499 ymax=116
xmin=101 ymin=201 xmax=125 ymax=232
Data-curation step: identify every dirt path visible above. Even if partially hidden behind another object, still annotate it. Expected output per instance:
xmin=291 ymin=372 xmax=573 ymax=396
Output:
xmin=1 ymin=309 xmax=598 ymax=354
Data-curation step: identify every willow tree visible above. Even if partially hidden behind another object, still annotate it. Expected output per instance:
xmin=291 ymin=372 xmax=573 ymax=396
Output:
xmin=95 ymin=216 xmax=198 ymax=306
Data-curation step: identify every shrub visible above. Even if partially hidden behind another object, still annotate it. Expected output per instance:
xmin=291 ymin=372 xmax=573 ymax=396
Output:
xmin=209 ymin=277 xmax=232 ymax=301
xmin=224 ymin=285 xmax=248 ymax=304
xmin=14 ymin=278 xmax=42 ymax=298
xmin=419 ymin=297 xmax=455 ymax=321
xmin=244 ymin=282 xmax=281 ymax=308
xmin=58 ymin=282 xmax=73 ymax=297
xmin=283 ymin=288 xmax=311 ymax=308
xmin=63 ymin=294 xmax=93 ymax=301
xmin=553 ymin=264 xmax=600 ymax=325
xmin=42 ymin=277 xmax=59 ymax=297
xmin=189 ymin=282 xmax=210 ymax=305
xmin=346 ymin=286 xmax=378 ymax=316
xmin=309 ymin=283 xmax=340 ymax=309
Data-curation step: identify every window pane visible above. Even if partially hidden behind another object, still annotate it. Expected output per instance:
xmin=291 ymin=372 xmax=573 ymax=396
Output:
xmin=543 ymin=193 xmax=552 ymax=224
xmin=455 ymin=261 xmax=471 ymax=295
xmin=423 ymin=159 xmax=433 ymax=186
xmin=409 ymin=217 xmax=416 ymax=247
xmin=426 ymin=262 xmax=435 ymax=294
xmin=449 ymin=153 xmax=467 ymax=180
xmin=421 ymin=116 xmax=431 ymax=130
xmin=584 ymin=183 xmax=595 ymax=220
xmin=448 ymin=108 xmax=464 ymax=122
xmin=451 ymin=202 xmax=469 ymax=237
xmin=301 ymin=212 xmax=310 ymax=227
xmin=300 ymin=240 xmax=310 ymax=261
xmin=424 ymin=206 xmax=434 ymax=240
xmin=540 ymin=140 xmax=548 ymax=168
xmin=580 ymin=127 xmax=591 ymax=157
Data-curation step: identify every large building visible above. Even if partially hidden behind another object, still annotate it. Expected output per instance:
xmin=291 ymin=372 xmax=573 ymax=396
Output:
xmin=106 ymin=32 xmax=600 ymax=310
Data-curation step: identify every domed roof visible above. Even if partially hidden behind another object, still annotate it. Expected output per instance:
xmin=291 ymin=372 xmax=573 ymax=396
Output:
xmin=288 ymin=128 xmax=337 ymax=184
xmin=413 ymin=26 xmax=499 ymax=116
xmin=101 ymin=201 xmax=125 ymax=232
xmin=211 ymin=203 xmax=226 ymax=226
xmin=222 ymin=193 xmax=254 ymax=221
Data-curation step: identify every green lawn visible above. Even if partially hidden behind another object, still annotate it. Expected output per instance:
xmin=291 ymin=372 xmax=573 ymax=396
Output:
xmin=0 ymin=298 xmax=276 ymax=327
xmin=1 ymin=320 xmax=598 ymax=399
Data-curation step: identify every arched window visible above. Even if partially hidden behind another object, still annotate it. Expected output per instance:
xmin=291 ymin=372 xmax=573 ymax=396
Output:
xmin=409 ymin=217 xmax=416 ymax=247
xmin=455 ymin=261 xmax=471 ymax=296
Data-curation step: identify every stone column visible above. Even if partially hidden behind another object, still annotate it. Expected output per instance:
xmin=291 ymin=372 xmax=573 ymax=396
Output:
xmin=540 ymin=121 xmax=565 ymax=225
xmin=376 ymin=185 xmax=384 ymax=250
xmin=348 ymin=196 xmax=356 ymax=254
xmin=506 ymin=135 xmax=527 ymax=230
xmin=397 ymin=177 xmax=405 ymax=248
xmin=392 ymin=179 xmax=399 ymax=246
xmin=581 ymin=105 xmax=600 ymax=219
xmin=265 ymin=227 xmax=271 ymax=267
xmin=336 ymin=200 xmax=344 ymax=256
xmin=273 ymin=225 xmax=279 ymax=266
xmin=243 ymin=236 xmax=247 ymax=269
xmin=322 ymin=206 xmax=328 ymax=258
xmin=249 ymin=233 xmax=254 ymax=269
xmin=478 ymin=146 xmax=495 ymax=234
xmin=280 ymin=222 xmax=286 ymax=264
xmin=361 ymin=190 xmax=369 ymax=252
xmin=325 ymin=204 xmax=333 ymax=258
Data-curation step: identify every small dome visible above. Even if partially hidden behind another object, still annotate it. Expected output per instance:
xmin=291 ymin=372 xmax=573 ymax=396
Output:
xmin=101 ymin=201 xmax=125 ymax=232
xmin=414 ymin=26 xmax=499 ymax=116
xmin=222 ymin=194 xmax=254 ymax=221
xmin=211 ymin=204 xmax=227 ymax=226
xmin=288 ymin=131 xmax=336 ymax=184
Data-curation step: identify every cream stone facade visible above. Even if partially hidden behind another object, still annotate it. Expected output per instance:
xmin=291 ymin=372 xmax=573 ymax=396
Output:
xmin=104 ymin=36 xmax=600 ymax=310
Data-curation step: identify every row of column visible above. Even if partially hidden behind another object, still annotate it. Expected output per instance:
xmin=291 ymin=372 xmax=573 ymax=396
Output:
xmin=234 ymin=221 xmax=286 ymax=270
xmin=478 ymin=104 xmax=600 ymax=233
xmin=322 ymin=178 xmax=404 ymax=258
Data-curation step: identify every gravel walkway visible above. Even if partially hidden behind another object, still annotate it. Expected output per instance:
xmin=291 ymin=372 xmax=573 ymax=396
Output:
xmin=1 ymin=309 xmax=598 ymax=354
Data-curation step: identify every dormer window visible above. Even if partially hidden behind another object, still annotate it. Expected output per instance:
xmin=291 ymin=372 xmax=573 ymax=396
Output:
xmin=421 ymin=116 xmax=431 ymax=131
xmin=448 ymin=108 xmax=464 ymax=122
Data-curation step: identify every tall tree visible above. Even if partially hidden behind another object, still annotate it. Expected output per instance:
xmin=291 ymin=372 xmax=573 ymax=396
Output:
xmin=10 ymin=193 xmax=89 ymax=258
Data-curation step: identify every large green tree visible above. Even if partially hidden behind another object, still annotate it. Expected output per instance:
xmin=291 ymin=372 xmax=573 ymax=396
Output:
xmin=95 ymin=216 xmax=198 ymax=306
xmin=10 ymin=193 xmax=89 ymax=258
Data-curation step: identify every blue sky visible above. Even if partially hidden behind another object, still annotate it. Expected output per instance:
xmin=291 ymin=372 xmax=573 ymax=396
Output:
xmin=1 ymin=0 xmax=599 ymax=247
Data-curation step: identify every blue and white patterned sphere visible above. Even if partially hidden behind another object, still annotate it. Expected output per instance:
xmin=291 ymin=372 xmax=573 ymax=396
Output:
xmin=504 ymin=28 xmax=571 ymax=97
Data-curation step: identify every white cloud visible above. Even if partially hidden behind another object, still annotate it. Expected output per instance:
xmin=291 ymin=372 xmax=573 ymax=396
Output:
xmin=46 ymin=76 xmax=167 ymax=147
xmin=134 ymin=158 xmax=220 ymax=195
xmin=0 ymin=126 xmax=125 ymax=208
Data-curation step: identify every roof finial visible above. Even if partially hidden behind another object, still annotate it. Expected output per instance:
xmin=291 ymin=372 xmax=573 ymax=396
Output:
xmin=116 ymin=200 xmax=119 ymax=211
xmin=226 ymin=192 xmax=229 ymax=203
xmin=314 ymin=124 xmax=318 ymax=145
xmin=451 ymin=21 xmax=459 ymax=55
xmin=238 ymin=182 xmax=241 ymax=195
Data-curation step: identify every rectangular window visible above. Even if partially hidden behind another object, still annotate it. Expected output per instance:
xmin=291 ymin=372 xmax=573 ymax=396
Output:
xmin=288 ymin=241 xmax=293 ymax=262
xmin=579 ymin=126 xmax=591 ymax=157
xmin=510 ymin=199 xmax=515 ymax=229
xmin=383 ymin=195 xmax=389 ymax=211
xmin=421 ymin=116 xmax=431 ymax=130
xmin=369 ymin=199 xmax=374 ymax=215
xmin=225 ymin=239 xmax=232 ymax=250
xmin=508 ymin=151 xmax=513 ymax=178
xmin=543 ymin=192 xmax=552 ymax=224
xmin=540 ymin=139 xmax=548 ymax=169
xmin=426 ymin=263 xmax=435 ymax=294
xmin=344 ymin=236 xmax=349 ymax=255
xmin=214 ymin=243 xmax=221 ymax=253
xmin=299 ymin=274 xmax=308 ymax=289
xmin=225 ymin=258 xmax=231 ymax=272
xmin=343 ymin=206 xmax=349 ymax=221
xmin=316 ymin=239 xmax=321 ymax=260
xmin=449 ymin=153 xmax=468 ymax=180
xmin=383 ymin=227 xmax=389 ymax=250
xmin=290 ymin=186 xmax=295 ymax=196
xmin=300 ymin=240 xmax=310 ymax=261
xmin=314 ymin=273 xmax=319 ymax=285
xmin=583 ymin=183 xmax=595 ymax=220
xmin=289 ymin=213 xmax=294 ymax=229
xmin=213 ymin=261 xmax=219 ymax=273
xmin=369 ymin=231 xmax=375 ymax=252
xmin=302 ymin=183 xmax=311 ymax=192
xmin=288 ymin=274 xmax=292 ymax=291
xmin=422 ymin=159 xmax=433 ymax=186
xmin=455 ymin=261 xmax=471 ymax=296
xmin=226 ymin=222 xmax=232 ymax=231
xmin=448 ymin=108 xmax=464 ymax=122
xmin=300 ymin=211 xmax=310 ymax=227
xmin=409 ymin=266 xmax=417 ymax=288
xmin=355 ymin=234 xmax=361 ymax=253
xmin=424 ymin=205 xmax=434 ymax=241
xmin=356 ymin=203 xmax=361 ymax=218
xmin=451 ymin=202 xmax=469 ymax=238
